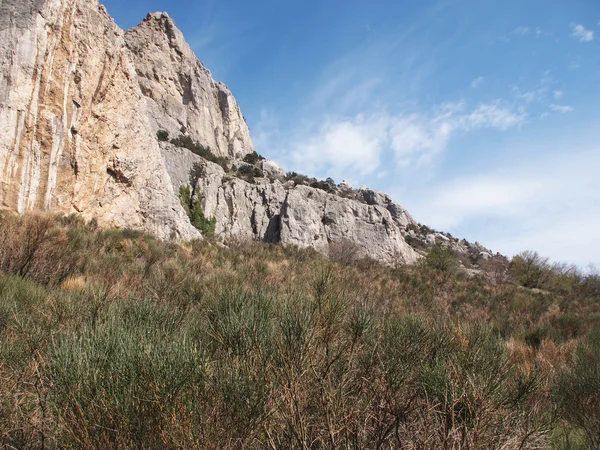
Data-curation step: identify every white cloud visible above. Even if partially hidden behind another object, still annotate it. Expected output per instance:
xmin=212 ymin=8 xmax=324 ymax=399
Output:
xmin=283 ymin=115 xmax=388 ymax=180
xmin=513 ymin=26 xmax=531 ymax=36
xmin=550 ymin=104 xmax=574 ymax=113
xmin=553 ymin=90 xmax=564 ymax=99
xmin=471 ymin=76 xmax=484 ymax=88
xmin=409 ymin=148 xmax=600 ymax=266
xmin=461 ymin=103 xmax=526 ymax=130
xmin=415 ymin=177 xmax=543 ymax=229
xmin=259 ymin=100 xmax=525 ymax=181
xmin=511 ymin=85 xmax=551 ymax=104
xmin=571 ymin=24 xmax=594 ymax=42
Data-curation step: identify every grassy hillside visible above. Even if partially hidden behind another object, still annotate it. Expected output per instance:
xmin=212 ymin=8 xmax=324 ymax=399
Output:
xmin=0 ymin=212 xmax=599 ymax=449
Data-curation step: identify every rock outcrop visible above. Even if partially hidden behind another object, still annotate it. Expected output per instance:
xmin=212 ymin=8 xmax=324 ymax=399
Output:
xmin=1 ymin=0 xmax=487 ymax=266
xmin=0 ymin=0 xmax=198 ymax=239
xmin=161 ymin=143 xmax=420 ymax=264
xmin=124 ymin=12 xmax=253 ymax=160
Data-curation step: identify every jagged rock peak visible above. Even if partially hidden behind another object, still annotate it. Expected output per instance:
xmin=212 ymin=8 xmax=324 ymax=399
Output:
xmin=125 ymin=11 xmax=254 ymax=160
xmin=0 ymin=0 xmax=199 ymax=239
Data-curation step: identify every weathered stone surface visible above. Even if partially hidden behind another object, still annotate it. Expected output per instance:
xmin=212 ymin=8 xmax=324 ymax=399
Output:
xmin=0 ymin=0 xmax=198 ymax=239
xmin=281 ymin=186 xmax=419 ymax=264
xmin=261 ymin=159 xmax=286 ymax=179
xmin=1 ymin=0 xmax=474 ymax=266
xmin=160 ymin=148 xmax=421 ymax=265
xmin=125 ymin=12 xmax=253 ymax=160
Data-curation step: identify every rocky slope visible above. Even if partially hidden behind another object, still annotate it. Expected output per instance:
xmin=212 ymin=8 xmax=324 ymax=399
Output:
xmin=0 ymin=0 xmax=493 ymax=266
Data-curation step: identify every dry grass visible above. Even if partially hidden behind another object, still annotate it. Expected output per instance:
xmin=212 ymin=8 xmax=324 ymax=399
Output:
xmin=0 ymin=212 xmax=598 ymax=449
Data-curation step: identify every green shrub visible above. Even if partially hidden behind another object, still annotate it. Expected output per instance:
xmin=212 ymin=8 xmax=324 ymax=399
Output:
xmin=310 ymin=180 xmax=333 ymax=192
xmin=236 ymin=164 xmax=263 ymax=183
xmin=170 ymin=135 xmax=228 ymax=170
xmin=179 ymin=185 xmax=216 ymax=237
xmin=242 ymin=151 xmax=264 ymax=165
xmin=510 ymin=250 xmax=551 ymax=289
xmin=156 ymin=129 xmax=169 ymax=141
xmin=190 ymin=203 xmax=216 ymax=237
xmin=179 ymin=185 xmax=192 ymax=214
xmin=50 ymin=299 xmax=205 ymax=448
xmin=554 ymin=331 xmax=600 ymax=449
xmin=424 ymin=245 xmax=458 ymax=273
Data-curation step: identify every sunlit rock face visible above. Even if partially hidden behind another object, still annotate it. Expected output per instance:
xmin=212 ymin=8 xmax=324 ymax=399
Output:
xmin=124 ymin=12 xmax=254 ymax=161
xmin=0 ymin=0 xmax=428 ymax=265
xmin=0 ymin=0 xmax=198 ymax=239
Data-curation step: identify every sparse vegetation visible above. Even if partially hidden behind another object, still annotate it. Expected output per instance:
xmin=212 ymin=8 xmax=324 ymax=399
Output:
xmin=0 ymin=212 xmax=599 ymax=448
xmin=242 ymin=150 xmax=264 ymax=165
xmin=170 ymin=134 xmax=229 ymax=170
xmin=179 ymin=185 xmax=216 ymax=237
xmin=236 ymin=164 xmax=264 ymax=183
xmin=423 ymin=244 xmax=458 ymax=273
xmin=156 ymin=129 xmax=169 ymax=141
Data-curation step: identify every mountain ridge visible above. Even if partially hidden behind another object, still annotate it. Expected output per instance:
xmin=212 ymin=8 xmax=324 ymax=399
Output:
xmin=0 ymin=0 xmax=495 ymax=267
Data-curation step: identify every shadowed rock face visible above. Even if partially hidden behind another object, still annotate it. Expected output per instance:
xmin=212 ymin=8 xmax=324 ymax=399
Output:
xmin=0 ymin=0 xmax=427 ymax=265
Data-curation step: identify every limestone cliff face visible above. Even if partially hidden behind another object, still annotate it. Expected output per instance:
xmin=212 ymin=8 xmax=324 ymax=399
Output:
xmin=124 ymin=13 xmax=254 ymax=160
xmin=161 ymin=144 xmax=420 ymax=264
xmin=0 ymin=0 xmax=433 ymax=265
xmin=0 ymin=0 xmax=198 ymax=239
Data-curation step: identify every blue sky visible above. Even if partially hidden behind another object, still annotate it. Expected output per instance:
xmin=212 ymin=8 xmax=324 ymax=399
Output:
xmin=102 ymin=0 xmax=600 ymax=268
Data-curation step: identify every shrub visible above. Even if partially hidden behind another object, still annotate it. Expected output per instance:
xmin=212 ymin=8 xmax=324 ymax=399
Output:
xmin=286 ymin=171 xmax=311 ymax=185
xmin=310 ymin=180 xmax=333 ymax=192
xmin=178 ymin=185 xmax=216 ymax=237
xmin=242 ymin=151 xmax=263 ymax=165
xmin=253 ymin=167 xmax=264 ymax=178
xmin=236 ymin=164 xmax=263 ymax=183
xmin=50 ymin=300 xmax=205 ymax=448
xmin=170 ymin=135 xmax=228 ymax=170
xmin=328 ymin=239 xmax=361 ymax=266
xmin=554 ymin=331 xmax=600 ymax=449
xmin=178 ymin=185 xmax=192 ymax=214
xmin=190 ymin=203 xmax=216 ymax=237
xmin=424 ymin=245 xmax=458 ymax=273
xmin=156 ymin=129 xmax=169 ymax=141
xmin=511 ymin=250 xmax=551 ymax=289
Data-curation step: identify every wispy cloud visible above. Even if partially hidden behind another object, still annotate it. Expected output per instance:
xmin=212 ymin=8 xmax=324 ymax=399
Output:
xmin=462 ymin=102 xmax=526 ymax=130
xmin=258 ymin=100 xmax=525 ymax=181
xmin=550 ymin=104 xmax=574 ymax=113
xmin=553 ymin=90 xmax=564 ymax=100
xmin=513 ymin=26 xmax=530 ymax=36
xmin=471 ymin=76 xmax=484 ymax=88
xmin=408 ymin=148 xmax=600 ymax=266
xmin=513 ymin=26 xmax=546 ymax=37
xmin=571 ymin=24 xmax=594 ymax=42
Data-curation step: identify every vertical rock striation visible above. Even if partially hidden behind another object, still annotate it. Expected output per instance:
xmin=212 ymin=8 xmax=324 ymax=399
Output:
xmin=0 ymin=0 xmax=198 ymax=239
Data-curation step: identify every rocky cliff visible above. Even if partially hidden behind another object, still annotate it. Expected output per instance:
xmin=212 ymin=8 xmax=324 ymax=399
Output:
xmin=0 ymin=0 xmax=198 ymax=239
xmin=125 ymin=12 xmax=253 ymax=160
xmin=0 ymin=0 xmax=490 ymax=266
